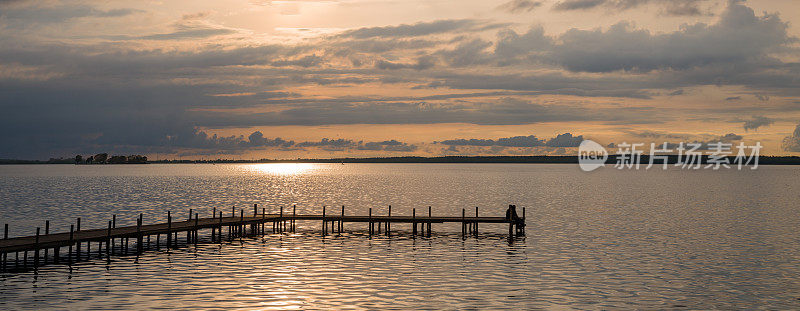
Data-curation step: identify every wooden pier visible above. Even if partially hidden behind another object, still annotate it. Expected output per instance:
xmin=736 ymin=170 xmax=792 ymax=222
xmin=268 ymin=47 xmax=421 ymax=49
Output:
xmin=0 ymin=205 xmax=525 ymax=272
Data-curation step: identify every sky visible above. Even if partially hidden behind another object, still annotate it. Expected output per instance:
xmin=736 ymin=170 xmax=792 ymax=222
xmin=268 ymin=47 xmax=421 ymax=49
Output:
xmin=1 ymin=0 xmax=800 ymax=159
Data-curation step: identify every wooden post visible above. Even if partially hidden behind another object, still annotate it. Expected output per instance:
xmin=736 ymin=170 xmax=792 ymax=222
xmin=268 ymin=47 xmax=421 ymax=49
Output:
xmin=106 ymin=221 xmax=112 ymax=260
xmin=521 ymin=207 xmax=526 ymax=235
xmin=292 ymin=205 xmax=297 ymax=232
xmin=322 ymin=206 xmax=327 ymax=236
xmin=76 ymin=217 xmax=81 ymax=261
xmin=54 ymin=241 xmax=60 ymax=264
xmin=194 ymin=213 xmax=199 ymax=246
xmin=340 ymin=206 xmax=344 ymax=233
xmin=239 ymin=209 xmax=244 ymax=237
xmin=44 ymin=220 xmax=49 ymax=263
xmin=187 ymin=209 xmax=193 ymax=242
xmin=68 ymin=224 xmax=74 ymax=265
xmin=280 ymin=206 xmax=284 ymax=233
xmin=212 ymin=207 xmax=217 ymax=242
xmin=262 ymin=208 xmax=266 ymax=235
xmin=475 ymin=206 xmax=478 ymax=237
xmin=137 ymin=215 xmax=143 ymax=254
xmin=2 ymin=224 xmax=7 ymax=272
xmin=427 ymin=206 xmax=432 ymax=237
xmin=218 ymin=211 xmax=223 ymax=243
xmin=412 ymin=208 xmax=416 ymax=236
xmin=167 ymin=211 xmax=172 ymax=250
xmin=461 ymin=209 xmax=466 ymax=239
xmin=387 ymin=205 xmax=391 ymax=236
xmin=253 ymin=204 xmax=258 ymax=235
xmin=111 ymin=214 xmax=116 ymax=255
xmin=34 ymin=227 xmax=40 ymax=269
xmin=368 ymin=208 xmax=373 ymax=236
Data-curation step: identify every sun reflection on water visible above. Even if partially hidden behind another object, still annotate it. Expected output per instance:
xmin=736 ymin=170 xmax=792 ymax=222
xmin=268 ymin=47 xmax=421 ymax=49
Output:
xmin=244 ymin=163 xmax=317 ymax=175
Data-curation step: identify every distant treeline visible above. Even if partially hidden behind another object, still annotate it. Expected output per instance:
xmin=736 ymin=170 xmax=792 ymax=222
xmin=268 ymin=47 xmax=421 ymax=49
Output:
xmin=3 ymin=155 xmax=800 ymax=165
xmin=74 ymin=153 xmax=148 ymax=164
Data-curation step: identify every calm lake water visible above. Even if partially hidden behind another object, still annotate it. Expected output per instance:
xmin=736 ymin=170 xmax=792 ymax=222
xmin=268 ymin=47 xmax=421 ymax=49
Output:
xmin=1 ymin=163 xmax=800 ymax=309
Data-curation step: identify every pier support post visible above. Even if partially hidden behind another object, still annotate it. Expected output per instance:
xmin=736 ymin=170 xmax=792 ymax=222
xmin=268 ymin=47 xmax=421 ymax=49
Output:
xmin=254 ymin=204 xmax=258 ymax=235
xmin=187 ymin=209 xmax=193 ymax=242
xmin=106 ymin=221 xmax=112 ymax=260
xmin=112 ymin=214 xmax=116 ymax=255
xmin=3 ymin=224 xmax=8 ymax=272
xmin=76 ymin=217 xmax=81 ymax=261
xmin=137 ymin=215 xmax=143 ymax=254
xmin=475 ymin=207 xmax=479 ymax=237
xmin=44 ymin=221 xmax=49 ymax=263
xmin=194 ymin=213 xmax=199 ymax=246
xmin=167 ymin=211 xmax=172 ymax=250
xmin=212 ymin=208 xmax=216 ymax=242
xmin=461 ymin=209 xmax=466 ymax=239
xmin=292 ymin=205 xmax=296 ymax=232
xmin=34 ymin=227 xmax=40 ymax=269
xmin=387 ymin=206 xmax=391 ymax=236
xmin=262 ymin=208 xmax=266 ymax=235
xmin=368 ymin=208 xmax=372 ymax=236
xmin=68 ymin=224 xmax=74 ymax=265
xmin=427 ymin=206 xmax=432 ymax=237
xmin=218 ymin=212 xmax=223 ymax=243
xmin=340 ymin=206 xmax=344 ymax=234
xmin=280 ymin=206 xmax=284 ymax=233
xmin=322 ymin=206 xmax=327 ymax=236
xmin=412 ymin=208 xmax=416 ymax=237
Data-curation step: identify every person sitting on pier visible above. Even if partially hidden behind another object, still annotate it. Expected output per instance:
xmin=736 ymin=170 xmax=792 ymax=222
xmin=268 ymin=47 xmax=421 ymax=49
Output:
xmin=505 ymin=205 xmax=525 ymax=228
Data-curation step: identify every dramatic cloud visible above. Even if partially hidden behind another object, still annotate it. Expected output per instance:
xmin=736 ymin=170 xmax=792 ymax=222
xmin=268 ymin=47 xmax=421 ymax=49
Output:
xmin=0 ymin=4 xmax=140 ymax=26
xmin=554 ymin=0 xmax=606 ymax=10
xmin=337 ymin=19 xmax=484 ymax=39
xmin=544 ymin=133 xmax=584 ymax=147
xmin=553 ymin=0 xmax=707 ymax=16
xmin=358 ymin=140 xmax=418 ymax=152
xmin=782 ymin=123 xmax=800 ymax=152
xmin=437 ymin=133 xmax=584 ymax=147
xmin=551 ymin=4 xmax=792 ymax=73
xmin=497 ymin=0 xmax=543 ymax=13
xmin=375 ymin=55 xmax=436 ymax=70
xmin=742 ymin=116 xmax=774 ymax=131
xmin=246 ymin=131 xmax=294 ymax=148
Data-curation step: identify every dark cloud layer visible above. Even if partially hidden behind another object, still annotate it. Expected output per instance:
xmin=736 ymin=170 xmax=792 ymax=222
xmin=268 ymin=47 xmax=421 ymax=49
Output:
xmin=742 ymin=116 xmax=774 ymax=131
xmin=497 ymin=0 xmax=543 ymax=13
xmin=554 ymin=0 xmax=707 ymax=16
xmin=437 ymin=133 xmax=584 ymax=148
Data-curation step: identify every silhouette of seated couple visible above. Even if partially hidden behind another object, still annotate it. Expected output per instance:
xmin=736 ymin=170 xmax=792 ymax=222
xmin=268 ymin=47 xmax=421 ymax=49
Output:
xmin=505 ymin=205 xmax=525 ymax=228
